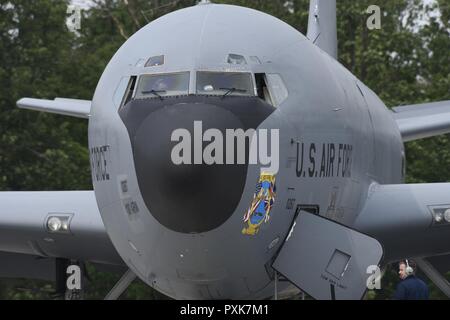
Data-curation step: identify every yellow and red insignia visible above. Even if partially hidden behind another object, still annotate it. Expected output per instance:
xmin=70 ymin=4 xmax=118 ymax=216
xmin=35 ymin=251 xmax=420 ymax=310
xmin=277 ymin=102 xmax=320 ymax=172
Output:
xmin=242 ymin=173 xmax=276 ymax=236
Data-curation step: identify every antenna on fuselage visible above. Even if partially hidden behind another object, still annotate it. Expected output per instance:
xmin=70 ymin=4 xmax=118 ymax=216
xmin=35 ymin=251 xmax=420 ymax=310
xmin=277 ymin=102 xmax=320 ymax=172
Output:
xmin=307 ymin=0 xmax=337 ymax=60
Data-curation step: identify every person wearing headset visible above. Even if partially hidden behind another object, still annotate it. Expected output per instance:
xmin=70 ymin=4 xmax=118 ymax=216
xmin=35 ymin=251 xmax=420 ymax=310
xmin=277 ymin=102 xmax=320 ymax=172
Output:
xmin=393 ymin=259 xmax=429 ymax=300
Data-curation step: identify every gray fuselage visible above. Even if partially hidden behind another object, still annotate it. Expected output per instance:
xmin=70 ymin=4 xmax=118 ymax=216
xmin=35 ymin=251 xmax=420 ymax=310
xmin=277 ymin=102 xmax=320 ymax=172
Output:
xmin=88 ymin=4 xmax=403 ymax=299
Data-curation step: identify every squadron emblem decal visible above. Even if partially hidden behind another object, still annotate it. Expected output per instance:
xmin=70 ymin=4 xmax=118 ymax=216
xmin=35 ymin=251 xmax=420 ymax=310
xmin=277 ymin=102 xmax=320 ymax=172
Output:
xmin=242 ymin=173 xmax=277 ymax=236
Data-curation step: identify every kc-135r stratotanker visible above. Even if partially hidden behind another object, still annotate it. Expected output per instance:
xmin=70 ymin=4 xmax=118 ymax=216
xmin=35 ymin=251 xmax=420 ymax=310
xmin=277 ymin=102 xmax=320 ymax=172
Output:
xmin=2 ymin=0 xmax=450 ymax=299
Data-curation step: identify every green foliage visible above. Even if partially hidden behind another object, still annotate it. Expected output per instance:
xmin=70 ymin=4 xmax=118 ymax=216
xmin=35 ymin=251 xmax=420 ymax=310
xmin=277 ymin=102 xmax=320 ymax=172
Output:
xmin=82 ymin=263 xmax=169 ymax=300
xmin=0 ymin=279 xmax=55 ymax=300
xmin=0 ymin=0 xmax=449 ymax=299
xmin=0 ymin=0 xmax=91 ymax=191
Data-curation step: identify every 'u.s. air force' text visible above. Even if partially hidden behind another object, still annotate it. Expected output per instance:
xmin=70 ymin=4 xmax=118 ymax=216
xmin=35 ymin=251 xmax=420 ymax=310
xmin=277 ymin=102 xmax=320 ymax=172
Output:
xmin=295 ymin=142 xmax=353 ymax=178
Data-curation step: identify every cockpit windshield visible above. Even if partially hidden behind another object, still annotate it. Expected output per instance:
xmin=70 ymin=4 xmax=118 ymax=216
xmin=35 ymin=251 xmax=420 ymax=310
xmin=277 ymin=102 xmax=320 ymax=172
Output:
xmin=196 ymin=72 xmax=255 ymax=97
xmin=135 ymin=72 xmax=189 ymax=99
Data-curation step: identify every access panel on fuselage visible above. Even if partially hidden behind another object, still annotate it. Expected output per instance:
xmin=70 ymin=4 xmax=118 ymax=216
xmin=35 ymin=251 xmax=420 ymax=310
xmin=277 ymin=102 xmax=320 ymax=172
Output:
xmin=272 ymin=211 xmax=383 ymax=300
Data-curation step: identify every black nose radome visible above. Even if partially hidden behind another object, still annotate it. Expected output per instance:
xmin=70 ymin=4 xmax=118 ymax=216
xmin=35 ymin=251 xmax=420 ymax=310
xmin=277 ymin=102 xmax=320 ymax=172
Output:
xmin=119 ymin=96 xmax=275 ymax=234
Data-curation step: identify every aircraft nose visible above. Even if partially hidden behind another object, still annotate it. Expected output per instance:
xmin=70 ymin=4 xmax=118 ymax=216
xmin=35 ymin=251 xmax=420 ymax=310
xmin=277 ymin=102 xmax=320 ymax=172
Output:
xmin=119 ymin=96 xmax=275 ymax=233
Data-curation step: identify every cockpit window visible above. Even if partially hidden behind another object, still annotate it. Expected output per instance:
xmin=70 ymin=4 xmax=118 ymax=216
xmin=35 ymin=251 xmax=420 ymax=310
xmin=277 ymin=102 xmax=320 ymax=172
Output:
xmin=145 ymin=55 xmax=165 ymax=67
xmin=227 ymin=54 xmax=247 ymax=65
xmin=196 ymin=72 xmax=255 ymax=97
xmin=135 ymin=72 xmax=189 ymax=99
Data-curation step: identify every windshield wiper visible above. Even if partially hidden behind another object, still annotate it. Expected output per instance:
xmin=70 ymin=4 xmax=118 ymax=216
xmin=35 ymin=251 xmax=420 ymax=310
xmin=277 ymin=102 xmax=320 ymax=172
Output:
xmin=219 ymin=87 xmax=247 ymax=99
xmin=141 ymin=89 xmax=166 ymax=100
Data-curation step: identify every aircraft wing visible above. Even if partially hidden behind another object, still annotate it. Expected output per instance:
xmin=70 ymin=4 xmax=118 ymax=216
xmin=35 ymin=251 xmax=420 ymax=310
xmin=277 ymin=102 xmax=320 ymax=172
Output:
xmin=354 ymin=183 xmax=450 ymax=262
xmin=392 ymin=100 xmax=450 ymax=142
xmin=17 ymin=98 xmax=91 ymax=119
xmin=0 ymin=191 xmax=123 ymax=269
xmin=273 ymin=183 xmax=450 ymax=299
xmin=354 ymin=183 xmax=450 ymax=297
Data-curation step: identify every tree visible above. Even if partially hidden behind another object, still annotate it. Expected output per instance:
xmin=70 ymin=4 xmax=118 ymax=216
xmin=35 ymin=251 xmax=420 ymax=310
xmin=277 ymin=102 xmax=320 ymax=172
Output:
xmin=0 ymin=0 xmax=91 ymax=191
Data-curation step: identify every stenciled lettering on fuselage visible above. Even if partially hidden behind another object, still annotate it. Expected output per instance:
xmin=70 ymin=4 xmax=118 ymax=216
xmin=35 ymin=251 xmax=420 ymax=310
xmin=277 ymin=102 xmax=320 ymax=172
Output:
xmin=295 ymin=142 xmax=353 ymax=179
xmin=90 ymin=145 xmax=111 ymax=182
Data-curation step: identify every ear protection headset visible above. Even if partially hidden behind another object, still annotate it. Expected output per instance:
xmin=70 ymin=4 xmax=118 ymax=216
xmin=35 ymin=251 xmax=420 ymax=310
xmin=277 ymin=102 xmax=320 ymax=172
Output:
xmin=405 ymin=259 xmax=414 ymax=276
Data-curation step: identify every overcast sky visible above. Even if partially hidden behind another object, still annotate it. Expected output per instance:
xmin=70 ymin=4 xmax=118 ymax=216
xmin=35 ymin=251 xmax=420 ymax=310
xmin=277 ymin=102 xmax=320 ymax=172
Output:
xmin=71 ymin=0 xmax=95 ymax=9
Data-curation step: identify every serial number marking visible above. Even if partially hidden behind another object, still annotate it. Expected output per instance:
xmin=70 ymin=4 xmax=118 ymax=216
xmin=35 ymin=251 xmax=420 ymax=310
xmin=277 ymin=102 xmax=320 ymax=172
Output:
xmin=90 ymin=145 xmax=111 ymax=182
